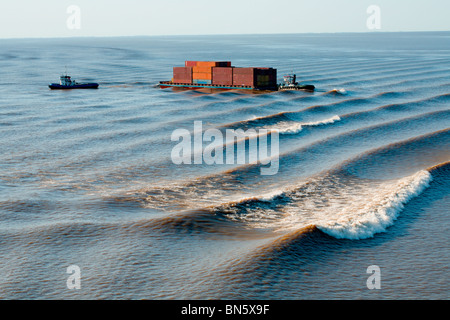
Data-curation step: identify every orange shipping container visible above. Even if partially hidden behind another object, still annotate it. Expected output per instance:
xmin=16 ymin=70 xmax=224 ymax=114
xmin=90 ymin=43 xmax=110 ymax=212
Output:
xmin=193 ymin=72 xmax=212 ymax=80
xmin=196 ymin=61 xmax=219 ymax=67
xmin=187 ymin=61 xmax=232 ymax=67
xmin=193 ymin=66 xmax=212 ymax=73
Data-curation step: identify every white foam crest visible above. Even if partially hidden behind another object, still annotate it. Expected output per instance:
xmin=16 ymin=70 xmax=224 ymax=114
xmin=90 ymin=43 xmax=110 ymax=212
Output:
xmin=317 ymin=170 xmax=432 ymax=240
xmin=258 ymin=189 xmax=286 ymax=202
xmin=218 ymin=187 xmax=289 ymax=225
xmin=265 ymin=115 xmax=341 ymax=134
xmin=225 ymin=188 xmax=286 ymax=206
xmin=331 ymin=88 xmax=348 ymax=95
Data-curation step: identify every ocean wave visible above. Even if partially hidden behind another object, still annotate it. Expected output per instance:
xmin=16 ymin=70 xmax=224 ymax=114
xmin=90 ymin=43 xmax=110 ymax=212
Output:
xmin=141 ymin=167 xmax=436 ymax=242
xmin=129 ymin=124 xmax=448 ymax=220
xmin=237 ymin=111 xmax=294 ymax=127
xmin=374 ymin=91 xmax=408 ymax=99
xmin=326 ymin=88 xmax=348 ymax=95
xmin=164 ymin=87 xmax=429 ymax=133
xmin=264 ymin=115 xmax=341 ymax=134
xmin=218 ymin=112 xmax=449 ymax=184
xmin=372 ymin=74 xmax=450 ymax=91
xmin=316 ymin=170 xmax=433 ymax=240
xmin=304 ymin=57 xmax=450 ymax=77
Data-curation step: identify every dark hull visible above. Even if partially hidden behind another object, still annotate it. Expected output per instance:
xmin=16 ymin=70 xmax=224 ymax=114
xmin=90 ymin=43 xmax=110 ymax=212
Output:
xmin=49 ymin=83 xmax=99 ymax=90
xmin=279 ymin=84 xmax=315 ymax=91
xmin=159 ymin=81 xmax=277 ymax=91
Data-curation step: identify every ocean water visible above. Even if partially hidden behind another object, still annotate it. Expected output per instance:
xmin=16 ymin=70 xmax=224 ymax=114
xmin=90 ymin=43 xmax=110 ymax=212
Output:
xmin=0 ymin=32 xmax=449 ymax=300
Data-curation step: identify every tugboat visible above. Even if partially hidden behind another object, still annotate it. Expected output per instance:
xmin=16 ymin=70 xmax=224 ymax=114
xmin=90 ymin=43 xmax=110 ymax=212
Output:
xmin=278 ymin=74 xmax=315 ymax=91
xmin=49 ymin=74 xmax=99 ymax=90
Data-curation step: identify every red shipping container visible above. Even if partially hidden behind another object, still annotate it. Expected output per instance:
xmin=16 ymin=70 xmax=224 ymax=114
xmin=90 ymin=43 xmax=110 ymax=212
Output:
xmin=185 ymin=61 xmax=198 ymax=67
xmin=213 ymin=79 xmax=232 ymax=86
xmin=233 ymin=74 xmax=255 ymax=87
xmin=174 ymin=67 xmax=192 ymax=74
xmin=173 ymin=66 xmax=192 ymax=84
xmin=233 ymin=67 xmax=255 ymax=75
xmin=174 ymin=78 xmax=192 ymax=82
xmin=213 ymin=67 xmax=233 ymax=74
xmin=233 ymin=74 xmax=254 ymax=81
xmin=173 ymin=74 xmax=192 ymax=79
xmin=213 ymin=74 xmax=231 ymax=80
xmin=233 ymin=67 xmax=255 ymax=86
xmin=212 ymin=75 xmax=232 ymax=86
xmin=212 ymin=67 xmax=233 ymax=85
xmin=173 ymin=77 xmax=192 ymax=84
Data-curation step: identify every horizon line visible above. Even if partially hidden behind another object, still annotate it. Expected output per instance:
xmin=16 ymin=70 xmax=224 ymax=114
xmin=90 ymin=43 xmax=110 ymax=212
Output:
xmin=1 ymin=30 xmax=449 ymax=41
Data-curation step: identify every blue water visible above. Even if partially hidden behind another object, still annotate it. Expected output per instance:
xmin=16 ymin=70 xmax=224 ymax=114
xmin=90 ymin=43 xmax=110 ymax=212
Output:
xmin=0 ymin=32 xmax=449 ymax=300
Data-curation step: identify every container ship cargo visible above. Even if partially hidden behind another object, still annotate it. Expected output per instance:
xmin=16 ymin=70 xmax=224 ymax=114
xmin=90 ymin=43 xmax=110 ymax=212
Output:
xmin=159 ymin=61 xmax=278 ymax=91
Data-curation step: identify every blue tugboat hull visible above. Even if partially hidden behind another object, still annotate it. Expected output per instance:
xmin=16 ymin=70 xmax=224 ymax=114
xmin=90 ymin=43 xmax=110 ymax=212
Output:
xmin=49 ymin=83 xmax=99 ymax=89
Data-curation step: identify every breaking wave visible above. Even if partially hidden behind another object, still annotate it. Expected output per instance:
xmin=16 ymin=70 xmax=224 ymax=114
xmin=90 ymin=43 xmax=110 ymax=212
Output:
xmin=326 ymin=88 xmax=348 ymax=95
xmin=264 ymin=115 xmax=341 ymax=134
xmin=316 ymin=170 xmax=433 ymax=240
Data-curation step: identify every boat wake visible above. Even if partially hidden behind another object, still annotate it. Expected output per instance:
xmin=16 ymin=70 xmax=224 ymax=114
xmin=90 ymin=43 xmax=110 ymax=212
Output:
xmin=127 ymin=157 xmax=444 ymax=242
xmin=327 ymin=88 xmax=348 ymax=95
xmin=262 ymin=115 xmax=341 ymax=134
xmin=316 ymin=170 xmax=432 ymax=239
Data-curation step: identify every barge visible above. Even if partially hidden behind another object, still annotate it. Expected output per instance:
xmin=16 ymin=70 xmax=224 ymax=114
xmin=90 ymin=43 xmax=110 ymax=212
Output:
xmin=158 ymin=81 xmax=277 ymax=91
xmin=159 ymin=61 xmax=278 ymax=91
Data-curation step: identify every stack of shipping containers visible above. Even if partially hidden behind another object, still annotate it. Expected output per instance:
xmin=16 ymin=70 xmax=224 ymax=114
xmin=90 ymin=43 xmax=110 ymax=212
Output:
xmin=212 ymin=67 xmax=233 ymax=86
xmin=173 ymin=67 xmax=193 ymax=84
xmin=172 ymin=61 xmax=277 ymax=89
xmin=232 ymin=68 xmax=255 ymax=87
xmin=193 ymin=62 xmax=214 ymax=85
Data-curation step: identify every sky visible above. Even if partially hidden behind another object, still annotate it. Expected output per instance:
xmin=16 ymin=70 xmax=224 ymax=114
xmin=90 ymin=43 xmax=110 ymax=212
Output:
xmin=0 ymin=0 xmax=449 ymax=39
